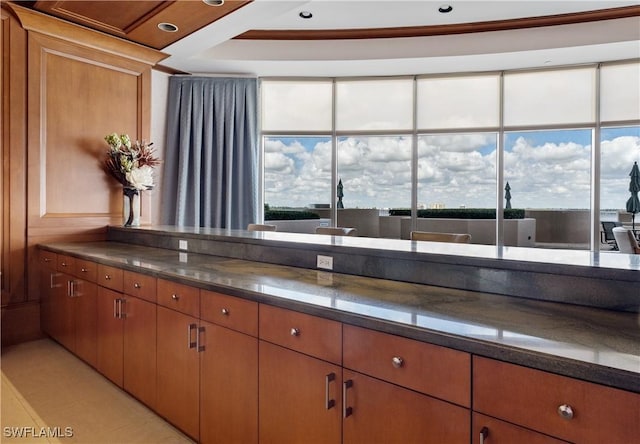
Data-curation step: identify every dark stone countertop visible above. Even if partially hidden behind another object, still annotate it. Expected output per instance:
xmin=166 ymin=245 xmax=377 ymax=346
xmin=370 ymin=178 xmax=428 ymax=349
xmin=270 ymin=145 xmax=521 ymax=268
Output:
xmin=40 ymin=240 xmax=640 ymax=393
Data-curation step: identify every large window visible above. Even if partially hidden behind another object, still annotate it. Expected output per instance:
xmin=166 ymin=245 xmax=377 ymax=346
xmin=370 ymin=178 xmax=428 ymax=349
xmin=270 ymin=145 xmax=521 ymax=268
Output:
xmin=261 ymin=60 xmax=640 ymax=250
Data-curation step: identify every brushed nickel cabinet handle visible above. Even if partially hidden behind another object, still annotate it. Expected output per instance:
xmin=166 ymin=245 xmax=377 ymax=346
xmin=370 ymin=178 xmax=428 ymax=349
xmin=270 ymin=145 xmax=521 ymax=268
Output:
xmin=221 ymin=308 xmax=230 ymax=315
xmin=171 ymin=294 xmax=180 ymax=300
xmin=480 ymin=426 xmax=489 ymax=444
xmin=188 ymin=323 xmax=197 ymax=349
xmin=61 ymin=262 xmax=67 ymax=267
xmin=81 ymin=267 xmax=88 ymax=273
xmin=119 ymin=299 xmax=126 ymax=319
xmin=325 ymin=373 xmax=336 ymax=410
xmin=105 ymin=274 xmax=112 ymax=280
xmin=290 ymin=327 xmax=300 ymax=337
xmin=43 ymin=258 xmax=51 ymax=263
xmin=391 ymin=356 xmax=404 ymax=368
xmin=197 ymin=326 xmax=205 ymax=352
xmin=343 ymin=380 xmax=353 ymax=418
xmin=558 ymin=404 xmax=574 ymax=420
xmin=133 ymin=282 xmax=141 ymax=289
xmin=114 ymin=299 xmax=119 ymax=319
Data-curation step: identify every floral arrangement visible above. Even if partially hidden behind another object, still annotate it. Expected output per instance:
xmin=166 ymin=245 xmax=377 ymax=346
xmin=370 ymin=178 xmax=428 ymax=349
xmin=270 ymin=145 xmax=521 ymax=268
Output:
xmin=103 ymin=133 xmax=160 ymax=190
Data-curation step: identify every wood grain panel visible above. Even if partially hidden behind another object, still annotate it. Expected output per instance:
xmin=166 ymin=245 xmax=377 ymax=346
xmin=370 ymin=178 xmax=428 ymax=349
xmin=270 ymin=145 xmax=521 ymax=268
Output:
xmin=1 ymin=6 xmax=28 ymax=306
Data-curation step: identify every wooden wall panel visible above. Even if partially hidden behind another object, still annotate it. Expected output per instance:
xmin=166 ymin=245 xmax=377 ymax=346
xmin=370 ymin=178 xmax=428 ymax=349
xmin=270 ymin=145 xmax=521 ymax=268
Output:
xmin=1 ymin=7 xmax=28 ymax=306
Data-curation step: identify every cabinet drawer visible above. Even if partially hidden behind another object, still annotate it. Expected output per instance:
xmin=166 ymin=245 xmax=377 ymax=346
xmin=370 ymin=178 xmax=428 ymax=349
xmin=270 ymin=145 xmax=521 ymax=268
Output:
xmin=123 ymin=271 xmax=156 ymax=303
xmin=57 ymin=254 xmax=75 ymax=273
xmin=473 ymin=356 xmax=640 ymax=443
xmin=74 ymin=258 xmax=97 ymax=282
xmin=97 ymin=264 xmax=124 ymax=292
xmin=201 ymin=290 xmax=257 ymax=337
xmin=259 ymin=304 xmax=341 ymax=365
xmin=157 ymin=279 xmax=199 ymax=317
xmin=343 ymin=324 xmax=470 ymax=407
xmin=39 ymin=250 xmax=57 ymax=269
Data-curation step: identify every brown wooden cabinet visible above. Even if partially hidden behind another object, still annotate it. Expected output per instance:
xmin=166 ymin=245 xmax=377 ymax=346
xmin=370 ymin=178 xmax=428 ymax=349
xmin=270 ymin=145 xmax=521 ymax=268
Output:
xmin=343 ymin=369 xmax=470 ymax=444
xmin=342 ymin=324 xmax=471 ymax=444
xmin=472 ymin=413 xmax=569 ymax=444
xmin=259 ymin=340 xmax=342 ymax=444
xmin=473 ymin=356 xmax=640 ymax=444
xmin=156 ymin=305 xmax=201 ymax=441
xmin=96 ymin=286 xmax=124 ymax=386
xmin=259 ymin=305 xmax=343 ymax=444
xmin=200 ymin=289 xmax=258 ymax=444
xmin=96 ymin=269 xmax=157 ymax=410
xmin=122 ymin=295 xmax=157 ymax=409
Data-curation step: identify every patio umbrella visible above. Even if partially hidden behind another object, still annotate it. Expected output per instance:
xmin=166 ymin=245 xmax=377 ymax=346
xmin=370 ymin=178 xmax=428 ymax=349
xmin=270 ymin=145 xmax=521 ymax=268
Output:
xmin=625 ymin=161 xmax=640 ymax=230
xmin=337 ymin=179 xmax=344 ymax=209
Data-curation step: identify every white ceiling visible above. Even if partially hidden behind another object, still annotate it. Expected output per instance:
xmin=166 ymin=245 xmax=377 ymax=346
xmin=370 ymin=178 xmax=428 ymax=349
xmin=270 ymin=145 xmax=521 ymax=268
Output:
xmin=160 ymin=0 xmax=640 ymax=77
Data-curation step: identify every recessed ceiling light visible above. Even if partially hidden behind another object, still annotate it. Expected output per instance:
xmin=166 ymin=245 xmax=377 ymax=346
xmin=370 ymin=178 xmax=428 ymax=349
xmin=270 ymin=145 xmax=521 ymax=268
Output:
xmin=299 ymin=11 xmax=313 ymax=19
xmin=438 ymin=5 xmax=453 ymax=13
xmin=203 ymin=0 xmax=224 ymax=6
xmin=157 ymin=22 xmax=178 ymax=32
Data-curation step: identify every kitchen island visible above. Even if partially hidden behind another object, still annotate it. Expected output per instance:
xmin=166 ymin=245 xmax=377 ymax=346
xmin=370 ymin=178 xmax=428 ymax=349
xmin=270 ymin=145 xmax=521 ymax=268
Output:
xmin=38 ymin=225 xmax=640 ymax=443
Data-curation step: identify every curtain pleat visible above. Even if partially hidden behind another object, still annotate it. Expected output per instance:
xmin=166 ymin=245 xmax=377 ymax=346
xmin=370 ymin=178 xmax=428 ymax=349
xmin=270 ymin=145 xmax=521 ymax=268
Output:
xmin=161 ymin=77 xmax=258 ymax=229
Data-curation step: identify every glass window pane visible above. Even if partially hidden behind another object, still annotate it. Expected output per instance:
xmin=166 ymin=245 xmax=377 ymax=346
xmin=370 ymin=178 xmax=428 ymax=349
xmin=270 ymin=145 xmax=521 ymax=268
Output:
xmin=417 ymin=75 xmax=500 ymax=129
xmin=504 ymin=129 xmax=592 ymax=249
xmin=263 ymin=136 xmax=331 ymax=208
xmin=262 ymin=81 xmax=333 ymax=131
xmin=337 ymin=136 xmax=412 ymax=208
xmin=599 ymin=126 xmax=640 ymax=250
xmin=600 ymin=62 xmax=640 ymax=122
xmin=336 ymin=79 xmax=413 ymax=131
xmin=504 ymin=67 xmax=596 ymax=126
xmin=416 ymin=133 xmax=497 ymax=227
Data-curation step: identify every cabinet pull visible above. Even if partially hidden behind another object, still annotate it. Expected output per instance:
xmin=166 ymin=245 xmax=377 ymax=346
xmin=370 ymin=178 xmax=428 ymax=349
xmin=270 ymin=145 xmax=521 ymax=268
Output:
xmin=221 ymin=308 xmax=230 ymax=315
xmin=391 ymin=356 xmax=404 ymax=368
xmin=171 ymin=294 xmax=180 ymax=300
xmin=105 ymin=274 xmax=112 ymax=280
xmin=81 ymin=267 xmax=88 ymax=273
xmin=343 ymin=380 xmax=353 ymax=418
xmin=480 ymin=426 xmax=489 ymax=444
xmin=133 ymin=282 xmax=141 ymax=289
xmin=119 ymin=299 xmax=126 ymax=319
xmin=61 ymin=261 xmax=67 ymax=267
xmin=114 ymin=299 xmax=119 ymax=319
xmin=188 ymin=323 xmax=197 ymax=349
xmin=43 ymin=258 xmax=51 ymax=263
xmin=50 ymin=272 xmax=56 ymax=289
xmin=196 ymin=326 xmax=205 ymax=352
xmin=558 ymin=404 xmax=574 ymax=420
xmin=325 ymin=373 xmax=336 ymax=410
xmin=290 ymin=327 xmax=300 ymax=337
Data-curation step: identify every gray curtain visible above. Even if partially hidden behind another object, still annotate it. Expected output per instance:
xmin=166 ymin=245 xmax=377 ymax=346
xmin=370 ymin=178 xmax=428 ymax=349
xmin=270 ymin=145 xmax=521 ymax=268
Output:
xmin=161 ymin=76 xmax=258 ymax=229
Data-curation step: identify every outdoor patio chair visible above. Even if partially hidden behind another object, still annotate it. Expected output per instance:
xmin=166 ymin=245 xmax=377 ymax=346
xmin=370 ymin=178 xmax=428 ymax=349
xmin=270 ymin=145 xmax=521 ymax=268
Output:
xmin=410 ymin=231 xmax=472 ymax=243
xmin=612 ymin=227 xmax=640 ymax=254
xmin=247 ymin=223 xmax=277 ymax=232
xmin=315 ymin=227 xmax=358 ymax=236
xmin=600 ymin=221 xmax=621 ymax=250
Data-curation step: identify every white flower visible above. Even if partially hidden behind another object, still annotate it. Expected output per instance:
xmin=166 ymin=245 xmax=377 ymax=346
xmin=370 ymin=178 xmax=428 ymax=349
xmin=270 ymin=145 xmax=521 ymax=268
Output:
xmin=126 ymin=165 xmax=154 ymax=190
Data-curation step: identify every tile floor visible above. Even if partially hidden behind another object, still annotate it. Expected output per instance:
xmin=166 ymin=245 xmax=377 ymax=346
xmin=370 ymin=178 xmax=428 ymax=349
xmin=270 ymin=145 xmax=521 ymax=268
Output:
xmin=1 ymin=339 xmax=194 ymax=443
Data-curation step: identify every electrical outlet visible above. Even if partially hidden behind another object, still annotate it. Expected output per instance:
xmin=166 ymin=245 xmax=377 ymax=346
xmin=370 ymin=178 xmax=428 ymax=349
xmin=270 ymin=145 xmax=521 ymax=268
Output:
xmin=179 ymin=239 xmax=188 ymax=250
xmin=317 ymin=255 xmax=333 ymax=270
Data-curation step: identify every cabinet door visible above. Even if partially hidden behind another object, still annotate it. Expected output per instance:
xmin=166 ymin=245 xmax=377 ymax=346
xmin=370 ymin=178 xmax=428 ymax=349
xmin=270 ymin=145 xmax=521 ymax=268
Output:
xmin=156 ymin=306 xmax=200 ymax=441
xmin=54 ymin=272 xmax=75 ymax=352
xmin=73 ymin=279 xmax=97 ymax=368
xmin=39 ymin=266 xmax=58 ymax=337
xmin=96 ymin=286 xmax=123 ymax=387
xmin=473 ymin=413 xmax=569 ymax=444
xmin=200 ymin=321 xmax=258 ymax=444
xmin=123 ymin=295 xmax=157 ymax=410
xmin=343 ymin=369 xmax=470 ymax=444
xmin=259 ymin=341 xmax=342 ymax=444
